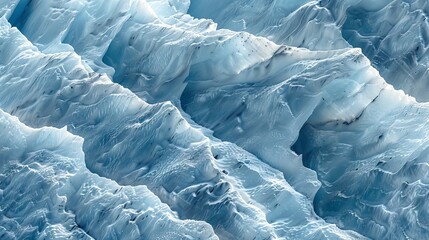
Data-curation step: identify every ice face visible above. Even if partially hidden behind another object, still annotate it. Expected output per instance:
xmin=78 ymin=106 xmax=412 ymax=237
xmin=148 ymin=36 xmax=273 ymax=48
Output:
xmin=293 ymin=87 xmax=429 ymax=239
xmin=1 ymin=0 xmax=429 ymax=239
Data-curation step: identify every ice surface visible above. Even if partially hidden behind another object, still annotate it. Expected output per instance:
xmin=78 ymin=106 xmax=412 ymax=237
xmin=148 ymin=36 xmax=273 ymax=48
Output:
xmin=1 ymin=0 xmax=429 ymax=239
xmin=0 ymin=109 xmax=217 ymax=240
xmin=0 ymin=12 xmax=361 ymax=240
xmin=1 ymin=0 xmax=320 ymax=202
xmin=334 ymin=0 xmax=429 ymax=102
xmin=188 ymin=0 xmax=349 ymax=50
xmin=189 ymin=0 xmax=429 ymax=102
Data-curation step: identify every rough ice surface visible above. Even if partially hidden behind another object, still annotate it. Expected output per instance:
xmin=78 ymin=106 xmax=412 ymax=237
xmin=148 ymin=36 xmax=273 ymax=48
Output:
xmin=0 ymin=109 xmax=217 ymax=240
xmin=0 ymin=0 xmax=429 ymax=239
xmin=188 ymin=0 xmax=429 ymax=102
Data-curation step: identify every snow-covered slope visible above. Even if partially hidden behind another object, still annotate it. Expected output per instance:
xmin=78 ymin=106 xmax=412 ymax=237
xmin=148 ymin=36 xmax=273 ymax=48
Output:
xmin=1 ymin=0 xmax=429 ymax=239
xmin=188 ymin=0 xmax=348 ymax=50
xmin=294 ymin=85 xmax=429 ymax=239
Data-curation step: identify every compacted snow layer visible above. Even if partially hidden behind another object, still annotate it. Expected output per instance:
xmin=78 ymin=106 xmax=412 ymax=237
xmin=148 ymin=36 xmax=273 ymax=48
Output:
xmin=1 ymin=0 xmax=429 ymax=239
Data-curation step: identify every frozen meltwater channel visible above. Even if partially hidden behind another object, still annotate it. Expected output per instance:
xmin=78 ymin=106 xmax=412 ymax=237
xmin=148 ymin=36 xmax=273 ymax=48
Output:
xmin=1 ymin=0 xmax=429 ymax=239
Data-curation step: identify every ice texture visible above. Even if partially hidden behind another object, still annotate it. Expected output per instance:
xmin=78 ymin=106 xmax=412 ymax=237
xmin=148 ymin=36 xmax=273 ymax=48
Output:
xmin=1 ymin=0 xmax=429 ymax=239
xmin=0 ymin=9 xmax=360 ymax=240
xmin=0 ymin=109 xmax=217 ymax=240
xmin=189 ymin=0 xmax=429 ymax=102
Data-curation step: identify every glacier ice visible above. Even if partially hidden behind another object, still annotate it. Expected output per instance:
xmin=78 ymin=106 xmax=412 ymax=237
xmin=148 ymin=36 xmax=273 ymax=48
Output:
xmin=1 ymin=0 xmax=429 ymax=239
xmin=189 ymin=0 xmax=429 ymax=102
xmin=0 ymin=109 xmax=217 ymax=239
xmin=0 ymin=12 xmax=360 ymax=240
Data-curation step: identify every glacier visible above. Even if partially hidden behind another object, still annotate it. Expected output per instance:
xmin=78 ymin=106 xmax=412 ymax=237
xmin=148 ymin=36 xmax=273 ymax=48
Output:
xmin=188 ymin=0 xmax=429 ymax=102
xmin=0 ymin=109 xmax=217 ymax=239
xmin=1 ymin=0 xmax=429 ymax=239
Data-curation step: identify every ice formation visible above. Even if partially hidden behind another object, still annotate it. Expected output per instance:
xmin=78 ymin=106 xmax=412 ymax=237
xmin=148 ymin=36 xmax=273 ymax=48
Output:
xmin=189 ymin=0 xmax=429 ymax=102
xmin=0 ymin=109 xmax=217 ymax=239
xmin=1 ymin=0 xmax=429 ymax=239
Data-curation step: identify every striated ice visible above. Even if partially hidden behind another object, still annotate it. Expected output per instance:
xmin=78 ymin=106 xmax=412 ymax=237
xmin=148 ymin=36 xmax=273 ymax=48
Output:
xmin=0 ymin=109 xmax=217 ymax=240
xmin=0 ymin=14 xmax=361 ymax=240
xmin=1 ymin=0 xmax=429 ymax=239
xmin=189 ymin=0 xmax=429 ymax=102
